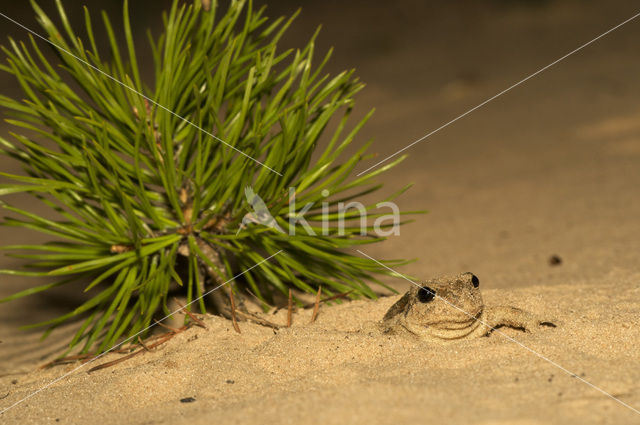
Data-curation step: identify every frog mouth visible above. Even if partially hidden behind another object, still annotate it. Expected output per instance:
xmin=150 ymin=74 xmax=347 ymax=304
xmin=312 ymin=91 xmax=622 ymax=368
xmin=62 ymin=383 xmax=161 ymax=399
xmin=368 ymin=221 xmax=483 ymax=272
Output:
xmin=432 ymin=320 xmax=477 ymax=331
xmin=425 ymin=309 xmax=483 ymax=331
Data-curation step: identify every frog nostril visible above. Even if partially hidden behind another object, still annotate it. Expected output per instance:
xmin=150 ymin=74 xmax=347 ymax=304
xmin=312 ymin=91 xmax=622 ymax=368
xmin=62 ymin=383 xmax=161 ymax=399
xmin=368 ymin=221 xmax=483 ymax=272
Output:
xmin=417 ymin=286 xmax=436 ymax=303
xmin=471 ymin=274 xmax=480 ymax=288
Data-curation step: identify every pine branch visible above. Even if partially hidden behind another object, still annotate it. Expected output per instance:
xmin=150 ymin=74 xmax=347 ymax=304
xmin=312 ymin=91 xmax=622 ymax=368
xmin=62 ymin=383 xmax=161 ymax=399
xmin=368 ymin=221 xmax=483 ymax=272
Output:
xmin=0 ymin=0 xmax=421 ymax=353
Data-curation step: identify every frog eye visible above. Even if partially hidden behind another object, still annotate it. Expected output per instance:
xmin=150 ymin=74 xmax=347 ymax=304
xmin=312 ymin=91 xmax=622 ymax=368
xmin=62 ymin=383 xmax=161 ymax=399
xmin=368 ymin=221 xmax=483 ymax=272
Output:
xmin=471 ymin=274 xmax=480 ymax=288
xmin=417 ymin=286 xmax=436 ymax=303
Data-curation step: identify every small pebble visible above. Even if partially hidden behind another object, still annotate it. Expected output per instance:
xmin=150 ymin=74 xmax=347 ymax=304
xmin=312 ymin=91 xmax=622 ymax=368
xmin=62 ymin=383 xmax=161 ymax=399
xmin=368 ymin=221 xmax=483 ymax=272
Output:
xmin=180 ymin=397 xmax=196 ymax=403
xmin=226 ymin=379 xmax=235 ymax=384
xmin=549 ymin=255 xmax=562 ymax=266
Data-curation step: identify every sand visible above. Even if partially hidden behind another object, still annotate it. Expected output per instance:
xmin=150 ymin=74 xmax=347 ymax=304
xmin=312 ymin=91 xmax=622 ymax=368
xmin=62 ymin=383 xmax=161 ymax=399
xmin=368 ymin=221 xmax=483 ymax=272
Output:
xmin=2 ymin=278 xmax=640 ymax=424
xmin=1 ymin=0 xmax=640 ymax=424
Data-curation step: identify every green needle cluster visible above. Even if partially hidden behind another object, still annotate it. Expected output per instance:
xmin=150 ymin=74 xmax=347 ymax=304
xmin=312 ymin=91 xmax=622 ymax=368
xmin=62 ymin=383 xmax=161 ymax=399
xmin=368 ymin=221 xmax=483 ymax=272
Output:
xmin=0 ymin=0 xmax=418 ymax=353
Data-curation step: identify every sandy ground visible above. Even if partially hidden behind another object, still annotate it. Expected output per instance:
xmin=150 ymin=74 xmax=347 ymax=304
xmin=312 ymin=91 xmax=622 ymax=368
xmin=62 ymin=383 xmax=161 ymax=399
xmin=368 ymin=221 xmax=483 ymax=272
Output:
xmin=1 ymin=0 xmax=640 ymax=424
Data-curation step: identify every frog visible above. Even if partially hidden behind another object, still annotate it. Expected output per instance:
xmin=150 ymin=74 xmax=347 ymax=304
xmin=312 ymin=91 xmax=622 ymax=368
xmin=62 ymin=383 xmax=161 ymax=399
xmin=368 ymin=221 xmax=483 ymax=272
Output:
xmin=377 ymin=272 xmax=556 ymax=341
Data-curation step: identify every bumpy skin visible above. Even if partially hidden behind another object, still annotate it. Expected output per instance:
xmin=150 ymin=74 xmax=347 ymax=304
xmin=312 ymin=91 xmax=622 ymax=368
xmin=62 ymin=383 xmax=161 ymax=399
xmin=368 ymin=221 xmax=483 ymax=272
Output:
xmin=380 ymin=272 xmax=555 ymax=341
